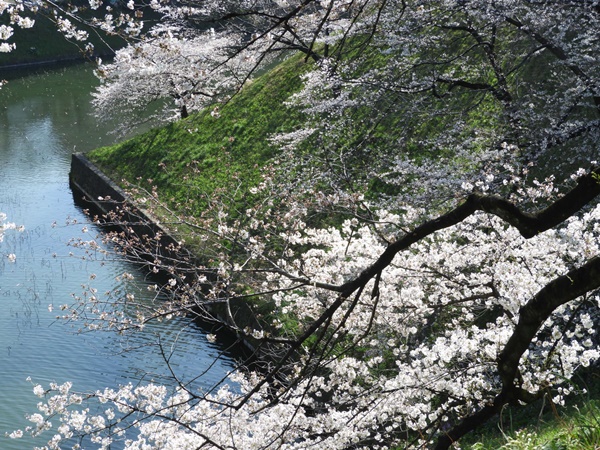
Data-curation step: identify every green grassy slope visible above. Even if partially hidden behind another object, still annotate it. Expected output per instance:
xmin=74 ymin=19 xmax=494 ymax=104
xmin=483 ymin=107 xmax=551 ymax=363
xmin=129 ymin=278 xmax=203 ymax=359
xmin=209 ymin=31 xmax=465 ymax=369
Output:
xmin=89 ymin=54 xmax=310 ymax=213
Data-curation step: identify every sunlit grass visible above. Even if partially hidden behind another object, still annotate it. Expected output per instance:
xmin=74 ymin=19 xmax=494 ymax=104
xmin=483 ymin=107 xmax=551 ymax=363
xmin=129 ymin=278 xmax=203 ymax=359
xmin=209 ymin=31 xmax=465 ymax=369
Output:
xmin=89 ymin=52 xmax=311 ymax=213
xmin=461 ymin=374 xmax=600 ymax=450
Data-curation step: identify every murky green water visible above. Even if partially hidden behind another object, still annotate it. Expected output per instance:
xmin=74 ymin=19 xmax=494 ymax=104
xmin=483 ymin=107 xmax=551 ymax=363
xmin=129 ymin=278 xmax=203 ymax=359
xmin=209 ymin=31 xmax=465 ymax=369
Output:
xmin=0 ymin=64 xmax=234 ymax=448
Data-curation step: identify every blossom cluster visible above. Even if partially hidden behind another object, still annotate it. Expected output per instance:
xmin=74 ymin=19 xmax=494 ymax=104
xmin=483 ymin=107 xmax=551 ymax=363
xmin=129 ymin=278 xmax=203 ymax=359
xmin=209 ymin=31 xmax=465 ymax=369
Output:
xmin=13 ymin=187 xmax=600 ymax=448
xmin=0 ymin=1 xmax=34 ymax=54
xmin=91 ymin=26 xmax=259 ymax=135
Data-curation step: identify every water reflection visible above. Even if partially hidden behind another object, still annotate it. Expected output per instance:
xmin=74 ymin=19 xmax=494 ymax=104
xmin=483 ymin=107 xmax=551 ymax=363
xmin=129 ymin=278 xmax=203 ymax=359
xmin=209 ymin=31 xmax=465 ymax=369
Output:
xmin=0 ymin=64 xmax=234 ymax=448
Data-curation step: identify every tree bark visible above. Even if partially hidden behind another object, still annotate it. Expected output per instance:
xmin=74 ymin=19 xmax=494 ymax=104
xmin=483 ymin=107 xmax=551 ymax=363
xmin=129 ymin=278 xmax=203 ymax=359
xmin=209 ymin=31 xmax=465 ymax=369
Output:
xmin=434 ymin=255 xmax=600 ymax=449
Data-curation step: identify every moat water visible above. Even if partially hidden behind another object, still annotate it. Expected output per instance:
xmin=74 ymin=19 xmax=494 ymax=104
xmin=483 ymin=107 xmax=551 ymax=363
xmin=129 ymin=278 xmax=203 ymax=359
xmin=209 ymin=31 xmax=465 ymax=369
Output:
xmin=0 ymin=64 xmax=234 ymax=448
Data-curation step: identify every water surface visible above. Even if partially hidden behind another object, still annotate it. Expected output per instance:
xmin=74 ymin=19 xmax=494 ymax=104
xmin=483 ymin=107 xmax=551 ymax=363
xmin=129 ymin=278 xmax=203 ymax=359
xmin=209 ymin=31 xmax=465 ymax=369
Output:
xmin=0 ymin=64 xmax=234 ymax=448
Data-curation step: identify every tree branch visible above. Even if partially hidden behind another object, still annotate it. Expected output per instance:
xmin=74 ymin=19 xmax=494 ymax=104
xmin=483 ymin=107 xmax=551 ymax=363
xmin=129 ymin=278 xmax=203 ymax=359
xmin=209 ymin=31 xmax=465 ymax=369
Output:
xmin=505 ymin=15 xmax=600 ymax=111
xmin=498 ymin=255 xmax=600 ymax=387
xmin=340 ymin=166 xmax=600 ymax=297
xmin=435 ymin=254 xmax=600 ymax=449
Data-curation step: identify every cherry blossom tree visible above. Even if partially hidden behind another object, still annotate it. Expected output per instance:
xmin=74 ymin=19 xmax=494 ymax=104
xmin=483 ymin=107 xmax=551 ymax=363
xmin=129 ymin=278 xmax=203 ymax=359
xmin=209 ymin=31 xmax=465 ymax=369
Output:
xmin=90 ymin=0 xmax=363 ymax=131
xmin=12 ymin=169 xmax=600 ymax=449
xmin=4 ymin=0 xmax=600 ymax=449
xmin=91 ymin=25 xmax=250 ymax=134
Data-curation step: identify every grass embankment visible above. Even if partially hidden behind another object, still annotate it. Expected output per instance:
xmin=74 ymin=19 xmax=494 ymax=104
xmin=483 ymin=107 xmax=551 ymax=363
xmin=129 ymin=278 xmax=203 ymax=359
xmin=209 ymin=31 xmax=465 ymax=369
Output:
xmin=89 ymin=51 xmax=314 ymax=358
xmin=89 ymin=54 xmax=311 ymax=220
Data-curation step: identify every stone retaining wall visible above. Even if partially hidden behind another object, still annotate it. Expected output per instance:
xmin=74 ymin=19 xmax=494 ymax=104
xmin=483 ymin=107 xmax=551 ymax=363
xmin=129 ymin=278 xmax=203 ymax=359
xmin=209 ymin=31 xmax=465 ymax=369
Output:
xmin=69 ymin=153 xmax=265 ymax=353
